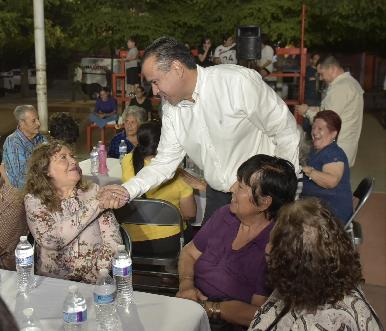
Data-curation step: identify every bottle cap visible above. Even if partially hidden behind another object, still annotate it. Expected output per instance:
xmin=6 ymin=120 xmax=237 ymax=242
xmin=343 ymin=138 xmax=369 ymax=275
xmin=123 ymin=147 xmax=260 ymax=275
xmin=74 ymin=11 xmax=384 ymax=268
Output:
xmin=99 ymin=269 xmax=109 ymax=276
xmin=23 ymin=308 xmax=34 ymax=317
xmin=120 ymin=140 xmax=125 ymax=143
xmin=20 ymin=236 xmax=27 ymax=241
xmin=117 ymin=245 xmax=126 ymax=251
xmin=69 ymin=285 xmax=78 ymax=293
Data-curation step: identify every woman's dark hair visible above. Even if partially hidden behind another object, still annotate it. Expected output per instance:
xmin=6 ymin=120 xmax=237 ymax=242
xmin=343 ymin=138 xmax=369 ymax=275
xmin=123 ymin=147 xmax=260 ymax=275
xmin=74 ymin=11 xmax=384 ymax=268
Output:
xmin=133 ymin=121 xmax=161 ymax=175
xmin=200 ymin=37 xmax=211 ymax=46
xmin=268 ymin=198 xmax=362 ymax=312
xmin=24 ymin=140 xmax=89 ymax=212
xmin=128 ymin=36 xmax=137 ymax=44
xmin=100 ymin=87 xmax=110 ymax=94
xmin=261 ymin=33 xmax=271 ymax=45
xmin=0 ymin=296 xmax=18 ymax=331
xmin=136 ymin=85 xmax=145 ymax=93
xmin=222 ymin=33 xmax=233 ymax=42
xmin=314 ymin=110 xmax=342 ymax=137
xmin=237 ymin=154 xmax=297 ymax=220
xmin=48 ymin=112 xmax=79 ymax=144
xmin=143 ymin=36 xmax=197 ymax=71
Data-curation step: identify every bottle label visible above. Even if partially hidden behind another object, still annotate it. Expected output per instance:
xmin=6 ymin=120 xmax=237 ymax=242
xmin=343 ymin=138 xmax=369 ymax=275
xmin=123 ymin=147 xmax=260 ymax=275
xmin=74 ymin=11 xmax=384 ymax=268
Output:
xmin=15 ymin=247 xmax=33 ymax=259
xmin=63 ymin=309 xmax=87 ymax=323
xmin=113 ymin=264 xmax=132 ymax=277
xmin=93 ymin=291 xmax=116 ymax=304
xmin=16 ymin=255 xmax=33 ymax=267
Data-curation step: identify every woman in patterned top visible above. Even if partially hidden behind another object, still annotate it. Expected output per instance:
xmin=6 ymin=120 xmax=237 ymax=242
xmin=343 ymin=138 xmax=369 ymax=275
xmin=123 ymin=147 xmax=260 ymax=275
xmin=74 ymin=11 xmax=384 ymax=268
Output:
xmin=24 ymin=141 xmax=122 ymax=283
xmin=249 ymin=198 xmax=382 ymax=331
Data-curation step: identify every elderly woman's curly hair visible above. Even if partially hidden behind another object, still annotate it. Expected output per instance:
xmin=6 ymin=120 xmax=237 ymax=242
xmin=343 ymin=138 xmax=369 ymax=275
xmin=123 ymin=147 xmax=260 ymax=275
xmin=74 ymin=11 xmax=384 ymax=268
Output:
xmin=267 ymin=198 xmax=362 ymax=312
xmin=24 ymin=140 xmax=89 ymax=212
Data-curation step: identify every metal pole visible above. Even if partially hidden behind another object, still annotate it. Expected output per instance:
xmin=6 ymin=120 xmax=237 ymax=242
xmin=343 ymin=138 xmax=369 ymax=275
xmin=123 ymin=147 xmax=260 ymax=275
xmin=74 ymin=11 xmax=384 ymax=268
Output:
xmin=33 ymin=0 xmax=48 ymax=133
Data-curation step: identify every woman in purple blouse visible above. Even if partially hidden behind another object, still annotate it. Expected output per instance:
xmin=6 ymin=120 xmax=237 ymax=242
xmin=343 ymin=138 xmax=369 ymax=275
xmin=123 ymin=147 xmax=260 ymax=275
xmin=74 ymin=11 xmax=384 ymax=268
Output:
xmin=177 ymin=154 xmax=297 ymax=329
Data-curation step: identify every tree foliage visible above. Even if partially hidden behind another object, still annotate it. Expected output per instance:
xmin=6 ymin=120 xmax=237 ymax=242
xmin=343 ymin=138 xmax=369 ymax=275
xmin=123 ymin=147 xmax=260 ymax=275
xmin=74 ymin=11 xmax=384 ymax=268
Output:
xmin=0 ymin=0 xmax=385 ymax=72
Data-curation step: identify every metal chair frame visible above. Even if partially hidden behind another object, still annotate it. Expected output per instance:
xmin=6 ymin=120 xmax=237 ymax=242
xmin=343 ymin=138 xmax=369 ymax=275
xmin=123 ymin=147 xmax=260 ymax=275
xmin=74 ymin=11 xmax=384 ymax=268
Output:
xmin=114 ymin=198 xmax=184 ymax=293
xmin=345 ymin=177 xmax=375 ymax=246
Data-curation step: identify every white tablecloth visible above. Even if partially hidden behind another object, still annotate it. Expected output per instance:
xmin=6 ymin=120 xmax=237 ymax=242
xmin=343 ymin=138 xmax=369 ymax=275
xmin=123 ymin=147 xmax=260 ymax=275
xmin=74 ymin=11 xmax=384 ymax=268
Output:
xmin=0 ymin=269 xmax=210 ymax=331
xmin=79 ymin=158 xmax=122 ymax=178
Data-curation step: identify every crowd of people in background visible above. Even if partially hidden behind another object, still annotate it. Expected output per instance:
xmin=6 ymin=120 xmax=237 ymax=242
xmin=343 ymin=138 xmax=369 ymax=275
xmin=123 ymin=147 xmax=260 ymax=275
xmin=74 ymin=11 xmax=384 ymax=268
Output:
xmin=0 ymin=32 xmax=381 ymax=331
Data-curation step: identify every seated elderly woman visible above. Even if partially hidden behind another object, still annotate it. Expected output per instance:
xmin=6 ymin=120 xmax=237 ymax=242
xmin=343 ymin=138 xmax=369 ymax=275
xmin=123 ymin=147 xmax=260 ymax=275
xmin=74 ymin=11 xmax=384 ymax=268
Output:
xmin=24 ymin=141 xmax=122 ymax=283
xmin=301 ymin=110 xmax=353 ymax=224
xmin=108 ymin=105 xmax=147 ymax=159
xmin=176 ymin=154 xmax=297 ymax=329
xmin=249 ymin=198 xmax=382 ymax=331
xmin=121 ymin=121 xmax=196 ymax=254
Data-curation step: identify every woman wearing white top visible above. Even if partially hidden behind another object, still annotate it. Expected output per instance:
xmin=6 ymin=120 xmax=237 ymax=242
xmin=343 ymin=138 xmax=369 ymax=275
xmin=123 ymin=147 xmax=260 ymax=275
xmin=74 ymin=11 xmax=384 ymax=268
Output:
xmin=126 ymin=36 xmax=140 ymax=95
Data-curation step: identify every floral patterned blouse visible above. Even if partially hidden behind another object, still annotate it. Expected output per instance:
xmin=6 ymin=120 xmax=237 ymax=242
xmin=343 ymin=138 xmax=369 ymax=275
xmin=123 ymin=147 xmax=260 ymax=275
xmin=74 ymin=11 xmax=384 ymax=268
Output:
xmin=25 ymin=183 xmax=122 ymax=283
xmin=248 ymin=289 xmax=382 ymax=331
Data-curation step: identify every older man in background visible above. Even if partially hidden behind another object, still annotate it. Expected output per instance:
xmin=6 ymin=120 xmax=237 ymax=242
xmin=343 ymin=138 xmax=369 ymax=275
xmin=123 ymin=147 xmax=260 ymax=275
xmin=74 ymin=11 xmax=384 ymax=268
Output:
xmin=296 ymin=55 xmax=364 ymax=167
xmin=2 ymin=105 xmax=46 ymax=188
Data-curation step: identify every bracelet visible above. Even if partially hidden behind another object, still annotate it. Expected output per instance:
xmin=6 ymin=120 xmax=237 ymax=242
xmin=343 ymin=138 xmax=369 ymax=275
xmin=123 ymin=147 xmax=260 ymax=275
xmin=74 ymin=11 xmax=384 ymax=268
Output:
xmin=205 ymin=301 xmax=221 ymax=320
xmin=213 ymin=302 xmax=221 ymax=320
xmin=207 ymin=302 xmax=215 ymax=319
xmin=179 ymin=275 xmax=194 ymax=281
xmin=308 ymin=167 xmax=314 ymax=180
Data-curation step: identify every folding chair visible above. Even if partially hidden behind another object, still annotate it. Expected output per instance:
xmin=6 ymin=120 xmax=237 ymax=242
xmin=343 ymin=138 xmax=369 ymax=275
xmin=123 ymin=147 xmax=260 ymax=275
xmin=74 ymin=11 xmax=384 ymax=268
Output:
xmin=345 ymin=177 xmax=375 ymax=246
xmin=114 ymin=198 xmax=184 ymax=293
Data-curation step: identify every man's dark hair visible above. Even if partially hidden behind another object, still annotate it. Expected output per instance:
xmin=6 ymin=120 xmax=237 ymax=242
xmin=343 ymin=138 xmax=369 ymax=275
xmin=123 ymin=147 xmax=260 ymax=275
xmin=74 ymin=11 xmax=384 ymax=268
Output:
xmin=237 ymin=154 xmax=297 ymax=220
xmin=261 ymin=33 xmax=270 ymax=45
xmin=48 ymin=113 xmax=79 ymax=144
xmin=319 ymin=55 xmax=342 ymax=69
xmin=143 ymin=36 xmax=197 ymax=71
xmin=222 ymin=33 xmax=233 ymax=42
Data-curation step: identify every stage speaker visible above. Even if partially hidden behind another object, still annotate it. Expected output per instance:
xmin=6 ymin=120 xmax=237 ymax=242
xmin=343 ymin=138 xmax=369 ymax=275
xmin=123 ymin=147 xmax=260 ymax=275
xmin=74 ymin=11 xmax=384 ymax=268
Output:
xmin=236 ymin=26 xmax=261 ymax=60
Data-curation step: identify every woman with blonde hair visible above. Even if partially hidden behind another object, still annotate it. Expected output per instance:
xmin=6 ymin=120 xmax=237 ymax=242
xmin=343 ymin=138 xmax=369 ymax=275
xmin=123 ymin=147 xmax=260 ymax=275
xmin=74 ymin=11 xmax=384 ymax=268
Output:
xmin=24 ymin=141 xmax=122 ymax=283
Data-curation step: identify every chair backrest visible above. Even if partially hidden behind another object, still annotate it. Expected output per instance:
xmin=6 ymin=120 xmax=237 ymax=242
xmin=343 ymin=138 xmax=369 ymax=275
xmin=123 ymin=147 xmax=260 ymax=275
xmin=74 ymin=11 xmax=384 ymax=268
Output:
xmin=345 ymin=177 xmax=375 ymax=229
xmin=114 ymin=198 xmax=183 ymax=227
xmin=114 ymin=198 xmax=184 ymax=258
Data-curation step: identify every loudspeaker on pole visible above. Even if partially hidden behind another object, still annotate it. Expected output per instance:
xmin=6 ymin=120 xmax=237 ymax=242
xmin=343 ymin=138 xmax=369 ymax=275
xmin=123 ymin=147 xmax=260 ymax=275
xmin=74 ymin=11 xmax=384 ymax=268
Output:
xmin=236 ymin=26 xmax=261 ymax=60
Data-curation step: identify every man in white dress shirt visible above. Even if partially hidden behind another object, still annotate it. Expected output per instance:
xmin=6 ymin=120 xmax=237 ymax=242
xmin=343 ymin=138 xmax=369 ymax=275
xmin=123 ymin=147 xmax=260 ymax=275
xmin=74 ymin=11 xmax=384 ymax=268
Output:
xmin=99 ymin=37 xmax=300 ymax=221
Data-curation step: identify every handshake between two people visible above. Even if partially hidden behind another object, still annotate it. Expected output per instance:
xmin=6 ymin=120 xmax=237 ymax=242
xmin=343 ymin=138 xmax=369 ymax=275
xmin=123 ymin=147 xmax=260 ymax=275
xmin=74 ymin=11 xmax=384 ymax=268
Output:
xmin=97 ymin=185 xmax=130 ymax=209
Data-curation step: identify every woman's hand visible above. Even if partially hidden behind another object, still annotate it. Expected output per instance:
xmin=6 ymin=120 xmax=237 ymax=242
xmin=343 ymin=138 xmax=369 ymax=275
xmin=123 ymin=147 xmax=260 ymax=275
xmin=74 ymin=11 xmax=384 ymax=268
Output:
xmin=302 ymin=165 xmax=313 ymax=178
xmin=176 ymin=282 xmax=208 ymax=302
xmin=97 ymin=185 xmax=130 ymax=209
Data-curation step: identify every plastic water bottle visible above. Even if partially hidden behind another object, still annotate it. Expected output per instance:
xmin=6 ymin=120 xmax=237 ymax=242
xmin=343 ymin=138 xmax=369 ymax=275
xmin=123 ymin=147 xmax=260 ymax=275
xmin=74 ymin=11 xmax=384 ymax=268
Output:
xmin=93 ymin=269 xmax=119 ymax=331
xmin=90 ymin=146 xmax=99 ymax=175
xmin=20 ymin=308 xmax=43 ymax=331
xmin=98 ymin=143 xmax=108 ymax=175
xmin=118 ymin=140 xmax=127 ymax=163
xmin=63 ymin=285 xmax=88 ymax=331
xmin=15 ymin=236 xmax=34 ymax=294
xmin=112 ymin=245 xmax=133 ymax=306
